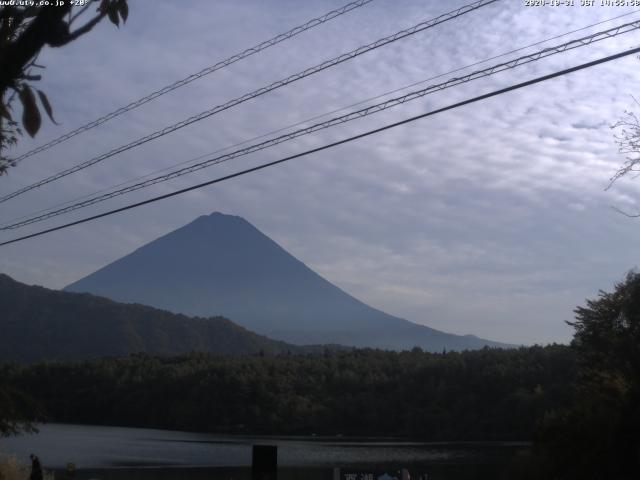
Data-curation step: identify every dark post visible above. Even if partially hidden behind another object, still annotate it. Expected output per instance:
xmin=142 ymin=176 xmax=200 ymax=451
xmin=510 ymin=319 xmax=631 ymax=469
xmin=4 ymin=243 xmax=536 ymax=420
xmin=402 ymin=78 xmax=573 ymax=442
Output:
xmin=252 ymin=445 xmax=277 ymax=480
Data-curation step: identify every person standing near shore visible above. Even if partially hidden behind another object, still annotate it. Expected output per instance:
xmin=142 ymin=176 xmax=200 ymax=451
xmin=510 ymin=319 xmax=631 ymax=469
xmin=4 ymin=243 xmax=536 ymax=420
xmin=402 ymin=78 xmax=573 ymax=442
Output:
xmin=29 ymin=454 xmax=43 ymax=480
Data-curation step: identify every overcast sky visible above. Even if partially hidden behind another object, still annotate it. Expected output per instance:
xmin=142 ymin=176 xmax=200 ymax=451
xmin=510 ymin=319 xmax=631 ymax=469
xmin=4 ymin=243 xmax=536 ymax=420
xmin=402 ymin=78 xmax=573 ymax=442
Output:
xmin=2 ymin=0 xmax=640 ymax=345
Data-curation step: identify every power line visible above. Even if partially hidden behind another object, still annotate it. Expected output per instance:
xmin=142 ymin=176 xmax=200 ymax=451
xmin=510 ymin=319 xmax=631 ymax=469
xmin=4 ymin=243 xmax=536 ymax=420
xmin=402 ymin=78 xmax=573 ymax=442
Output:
xmin=4 ymin=8 xmax=634 ymax=230
xmin=4 ymin=18 xmax=635 ymax=229
xmin=4 ymin=18 xmax=639 ymax=231
xmin=0 ymin=0 xmax=499 ymax=205
xmin=2 ymin=45 xmax=638 ymax=247
xmin=7 ymin=0 xmax=376 ymax=165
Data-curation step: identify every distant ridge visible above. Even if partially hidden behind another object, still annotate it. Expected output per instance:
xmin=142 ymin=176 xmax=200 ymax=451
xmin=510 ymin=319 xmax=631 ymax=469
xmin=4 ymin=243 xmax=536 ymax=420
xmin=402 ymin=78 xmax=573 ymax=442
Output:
xmin=66 ymin=212 xmax=511 ymax=351
xmin=0 ymin=274 xmax=309 ymax=362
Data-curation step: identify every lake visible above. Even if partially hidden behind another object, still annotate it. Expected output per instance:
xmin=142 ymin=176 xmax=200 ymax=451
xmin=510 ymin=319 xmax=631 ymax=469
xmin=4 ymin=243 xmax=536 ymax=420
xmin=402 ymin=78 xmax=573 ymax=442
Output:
xmin=0 ymin=424 xmax=529 ymax=480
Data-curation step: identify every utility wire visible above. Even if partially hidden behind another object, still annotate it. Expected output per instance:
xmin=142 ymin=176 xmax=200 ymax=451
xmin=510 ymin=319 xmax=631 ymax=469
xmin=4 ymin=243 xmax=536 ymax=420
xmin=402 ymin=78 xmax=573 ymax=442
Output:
xmin=7 ymin=0 xmax=375 ymax=165
xmin=4 ymin=8 xmax=634 ymax=230
xmin=2 ymin=45 xmax=639 ymax=247
xmin=0 ymin=0 xmax=499 ymax=205
xmin=3 ymin=19 xmax=639 ymax=231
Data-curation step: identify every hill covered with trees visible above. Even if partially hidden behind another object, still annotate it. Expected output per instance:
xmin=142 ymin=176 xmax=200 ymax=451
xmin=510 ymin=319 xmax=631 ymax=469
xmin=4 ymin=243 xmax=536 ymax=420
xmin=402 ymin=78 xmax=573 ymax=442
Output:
xmin=0 ymin=274 xmax=309 ymax=362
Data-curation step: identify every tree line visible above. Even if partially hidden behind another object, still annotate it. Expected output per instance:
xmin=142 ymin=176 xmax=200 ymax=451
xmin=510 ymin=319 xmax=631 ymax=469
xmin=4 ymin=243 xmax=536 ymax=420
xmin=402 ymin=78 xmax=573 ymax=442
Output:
xmin=1 ymin=344 xmax=576 ymax=440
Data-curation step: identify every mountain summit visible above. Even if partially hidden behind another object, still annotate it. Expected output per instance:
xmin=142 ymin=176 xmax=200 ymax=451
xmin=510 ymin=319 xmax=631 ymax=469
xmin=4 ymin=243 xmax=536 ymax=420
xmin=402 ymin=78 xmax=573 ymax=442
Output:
xmin=66 ymin=212 xmax=508 ymax=350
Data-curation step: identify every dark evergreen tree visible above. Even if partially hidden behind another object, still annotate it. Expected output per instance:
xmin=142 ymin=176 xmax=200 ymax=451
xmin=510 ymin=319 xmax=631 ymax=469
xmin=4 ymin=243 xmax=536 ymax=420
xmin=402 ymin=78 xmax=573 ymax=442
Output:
xmin=536 ymin=272 xmax=640 ymax=479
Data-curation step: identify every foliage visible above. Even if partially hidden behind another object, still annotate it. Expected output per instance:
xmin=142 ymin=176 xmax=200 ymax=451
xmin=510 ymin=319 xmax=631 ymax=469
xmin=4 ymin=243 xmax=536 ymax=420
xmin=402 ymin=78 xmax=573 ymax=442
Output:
xmin=535 ymin=272 xmax=640 ymax=479
xmin=0 ymin=455 xmax=30 ymax=480
xmin=0 ymin=0 xmax=128 ymax=174
xmin=0 ymin=454 xmax=54 ymax=480
xmin=571 ymin=271 xmax=640 ymax=383
xmin=0 ymin=383 xmax=41 ymax=437
xmin=1 ymin=345 xmax=576 ymax=440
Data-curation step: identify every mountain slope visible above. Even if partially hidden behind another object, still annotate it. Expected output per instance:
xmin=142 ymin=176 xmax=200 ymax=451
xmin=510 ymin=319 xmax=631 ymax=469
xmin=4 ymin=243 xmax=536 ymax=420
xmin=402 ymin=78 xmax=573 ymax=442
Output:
xmin=0 ymin=274 xmax=304 ymax=362
xmin=66 ymin=212 xmax=510 ymax=351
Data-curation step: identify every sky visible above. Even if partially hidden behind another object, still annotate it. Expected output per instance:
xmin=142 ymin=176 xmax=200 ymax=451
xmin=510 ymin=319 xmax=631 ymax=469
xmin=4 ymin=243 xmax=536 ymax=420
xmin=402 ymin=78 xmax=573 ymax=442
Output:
xmin=2 ymin=0 xmax=640 ymax=345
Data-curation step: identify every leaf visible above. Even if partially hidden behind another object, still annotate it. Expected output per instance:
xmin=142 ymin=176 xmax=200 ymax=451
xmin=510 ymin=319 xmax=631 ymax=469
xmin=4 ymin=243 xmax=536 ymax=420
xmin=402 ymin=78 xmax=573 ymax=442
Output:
xmin=18 ymin=85 xmax=41 ymax=137
xmin=37 ymin=90 xmax=58 ymax=125
xmin=22 ymin=6 xmax=41 ymax=18
xmin=118 ymin=0 xmax=128 ymax=23
xmin=107 ymin=4 xmax=120 ymax=27
xmin=0 ymin=101 xmax=12 ymax=121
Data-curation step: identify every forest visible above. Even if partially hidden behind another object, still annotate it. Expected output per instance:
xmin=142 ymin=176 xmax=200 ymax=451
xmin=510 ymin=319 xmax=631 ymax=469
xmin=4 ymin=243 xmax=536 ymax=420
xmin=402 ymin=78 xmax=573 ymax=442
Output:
xmin=1 ymin=345 xmax=575 ymax=440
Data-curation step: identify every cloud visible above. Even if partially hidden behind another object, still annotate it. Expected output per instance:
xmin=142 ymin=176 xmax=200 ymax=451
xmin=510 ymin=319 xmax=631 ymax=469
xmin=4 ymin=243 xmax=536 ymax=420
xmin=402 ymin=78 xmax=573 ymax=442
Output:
xmin=2 ymin=0 xmax=640 ymax=344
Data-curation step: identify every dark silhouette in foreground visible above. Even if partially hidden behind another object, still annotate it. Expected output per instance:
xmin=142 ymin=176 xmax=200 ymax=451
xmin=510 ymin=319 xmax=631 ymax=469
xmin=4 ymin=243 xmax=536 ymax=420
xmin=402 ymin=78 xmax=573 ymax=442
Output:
xmin=528 ymin=271 xmax=640 ymax=479
xmin=29 ymin=454 xmax=42 ymax=480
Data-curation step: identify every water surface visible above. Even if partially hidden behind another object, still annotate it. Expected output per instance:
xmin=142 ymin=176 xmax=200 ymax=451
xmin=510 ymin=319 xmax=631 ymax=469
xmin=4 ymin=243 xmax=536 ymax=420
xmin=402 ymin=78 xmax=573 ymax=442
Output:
xmin=0 ymin=424 xmax=528 ymax=479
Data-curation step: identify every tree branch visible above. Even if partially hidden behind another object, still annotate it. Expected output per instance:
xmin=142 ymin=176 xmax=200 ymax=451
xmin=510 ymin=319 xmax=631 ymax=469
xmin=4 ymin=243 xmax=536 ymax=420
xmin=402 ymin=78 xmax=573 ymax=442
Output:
xmin=0 ymin=5 xmax=72 ymax=93
xmin=611 ymin=205 xmax=640 ymax=218
xmin=63 ymin=11 xmax=107 ymax=45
